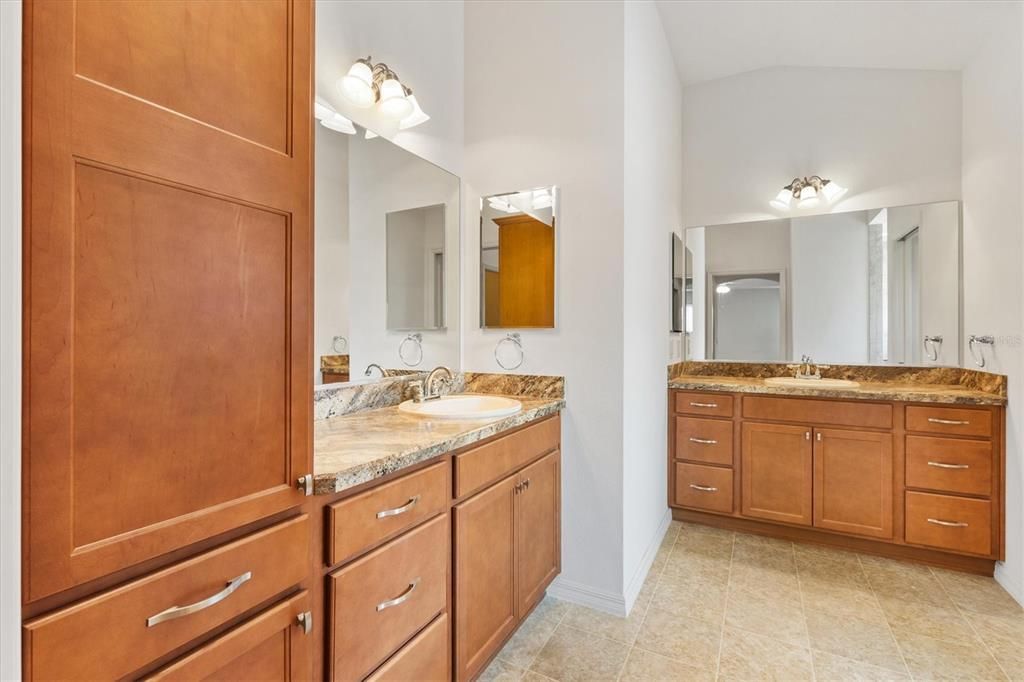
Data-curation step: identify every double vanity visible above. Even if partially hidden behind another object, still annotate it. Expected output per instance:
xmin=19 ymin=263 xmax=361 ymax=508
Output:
xmin=668 ymin=362 xmax=1006 ymax=573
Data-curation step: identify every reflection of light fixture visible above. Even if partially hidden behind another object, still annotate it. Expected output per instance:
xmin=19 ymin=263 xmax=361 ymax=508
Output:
xmin=531 ymin=189 xmax=552 ymax=209
xmin=365 ymin=129 xmax=378 ymax=139
xmin=337 ymin=56 xmax=429 ymax=129
xmin=488 ymin=197 xmax=518 ymax=213
xmin=716 ymin=283 xmax=731 ymax=294
xmin=770 ymin=175 xmax=845 ymax=211
xmin=314 ymin=97 xmax=355 ymax=135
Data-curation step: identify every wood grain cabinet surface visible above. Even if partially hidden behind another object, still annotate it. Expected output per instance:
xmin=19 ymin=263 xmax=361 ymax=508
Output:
xmin=813 ymin=428 xmax=893 ymax=539
xmin=741 ymin=422 xmax=813 ymax=526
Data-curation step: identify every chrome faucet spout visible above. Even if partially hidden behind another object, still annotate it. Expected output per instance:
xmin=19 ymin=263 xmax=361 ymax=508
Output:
xmin=364 ymin=363 xmax=389 ymax=378
xmin=423 ymin=366 xmax=454 ymax=401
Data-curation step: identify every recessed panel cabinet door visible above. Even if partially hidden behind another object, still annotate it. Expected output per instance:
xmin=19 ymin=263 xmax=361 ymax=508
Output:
xmin=740 ymin=422 xmax=813 ymax=525
xmin=516 ymin=450 xmax=561 ymax=617
xmin=813 ymin=429 xmax=894 ymax=539
xmin=24 ymin=0 xmax=312 ymax=601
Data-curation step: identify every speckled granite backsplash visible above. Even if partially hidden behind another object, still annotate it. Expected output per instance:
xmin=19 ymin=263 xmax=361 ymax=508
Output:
xmin=667 ymin=361 xmax=1006 ymax=396
xmin=314 ymin=372 xmax=565 ymax=420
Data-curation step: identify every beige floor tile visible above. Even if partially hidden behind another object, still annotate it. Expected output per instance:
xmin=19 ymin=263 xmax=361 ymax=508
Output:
xmin=717 ymin=626 xmax=814 ymax=682
xmin=730 ymin=562 xmax=802 ymax=602
xmin=480 ymin=657 xmax=526 ymax=682
xmin=804 ymin=610 xmax=906 ymax=673
xmin=811 ymin=650 xmax=911 ymax=681
xmin=560 ymin=602 xmax=646 ymax=645
xmin=673 ymin=529 xmax=735 ymax=560
xmin=662 ymin=550 xmax=732 ymax=582
xmin=963 ymin=612 xmax=1024 ymax=680
xmin=678 ymin=521 xmax=735 ymax=539
xmin=528 ymin=624 xmax=630 ymax=682
xmin=732 ymin=542 xmax=797 ymax=574
xmin=634 ymin=571 xmax=661 ymax=612
xmin=932 ymin=569 xmax=1024 ymax=618
xmin=498 ymin=596 xmax=569 ymax=669
xmin=876 ymin=594 xmax=978 ymax=645
xmin=634 ymin=606 xmax=722 ymax=672
xmin=860 ymin=556 xmax=955 ymax=608
xmin=795 ymin=547 xmax=870 ymax=588
xmin=521 ymin=672 xmax=558 ymax=682
xmin=800 ymin=575 xmax=887 ymax=624
xmin=725 ymin=581 xmax=810 ymax=647
xmin=895 ymin=629 xmax=1007 ymax=681
xmin=618 ymin=647 xmax=716 ymax=682
xmin=652 ymin=570 xmax=729 ymax=622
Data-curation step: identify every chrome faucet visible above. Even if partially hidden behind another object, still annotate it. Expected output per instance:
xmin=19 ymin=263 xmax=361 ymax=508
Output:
xmin=420 ymin=366 xmax=454 ymax=402
xmin=364 ymin=363 xmax=390 ymax=378
xmin=788 ymin=355 xmax=829 ymax=380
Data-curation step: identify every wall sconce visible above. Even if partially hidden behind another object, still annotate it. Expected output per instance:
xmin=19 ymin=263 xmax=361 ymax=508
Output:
xmin=337 ymin=56 xmax=430 ymax=130
xmin=770 ymin=175 xmax=846 ymax=211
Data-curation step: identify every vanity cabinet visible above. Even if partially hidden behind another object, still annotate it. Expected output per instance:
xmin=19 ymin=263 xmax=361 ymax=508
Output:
xmin=671 ymin=389 xmax=1004 ymax=573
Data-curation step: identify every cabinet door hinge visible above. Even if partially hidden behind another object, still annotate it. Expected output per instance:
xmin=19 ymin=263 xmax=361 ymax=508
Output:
xmin=296 ymin=474 xmax=313 ymax=496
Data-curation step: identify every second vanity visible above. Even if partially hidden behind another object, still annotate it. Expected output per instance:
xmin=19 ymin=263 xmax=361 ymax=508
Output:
xmin=668 ymin=362 xmax=1006 ymax=574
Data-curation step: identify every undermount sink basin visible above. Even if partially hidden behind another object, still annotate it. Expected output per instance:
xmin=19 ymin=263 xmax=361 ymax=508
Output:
xmin=764 ymin=377 xmax=861 ymax=389
xmin=398 ymin=394 xmax=523 ymax=420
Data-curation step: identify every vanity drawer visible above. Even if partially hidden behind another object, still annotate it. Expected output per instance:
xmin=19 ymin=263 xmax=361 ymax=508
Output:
xmin=329 ymin=514 xmax=448 ymax=682
xmin=328 ymin=462 xmax=449 ymax=566
xmin=743 ymin=396 xmax=892 ymax=429
xmin=906 ymin=406 xmax=992 ymax=438
xmin=674 ymin=416 xmax=733 ymax=466
xmin=674 ymin=462 xmax=733 ymax=514
xmin=454 ymin=415 xmax=560 ymax=498
xmin=675 ymin=392 xmax=734 ymax=418
xmin=366 ymin=613 xmax=450 ymax=682
xmin=24 ymin=515 xmax=309 ymax=682
xmin=906 ymin=436 xmax=992 ymax=497
xmin=905 ymin=492 xmax=992 ymax=556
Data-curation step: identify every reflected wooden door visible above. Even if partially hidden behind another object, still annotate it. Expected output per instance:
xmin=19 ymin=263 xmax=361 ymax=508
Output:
xmin=23 ymin=0 xmax=312 ymax=602
xmin=496 ymin=215 xmax=554 ymax=327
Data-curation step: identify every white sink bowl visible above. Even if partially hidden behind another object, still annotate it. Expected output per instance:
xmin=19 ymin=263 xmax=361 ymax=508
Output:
xmin=398 ymin=394 xmax=523 ymax=420
xmin=764 ymin=377 xmax=860 ymax=389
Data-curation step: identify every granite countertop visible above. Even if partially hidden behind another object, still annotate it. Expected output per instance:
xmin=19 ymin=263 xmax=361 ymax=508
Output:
xmin=313 ymin=395 xmax=565 ymax=495
xmin=668 ymin=375 xmax=1006 ymax=406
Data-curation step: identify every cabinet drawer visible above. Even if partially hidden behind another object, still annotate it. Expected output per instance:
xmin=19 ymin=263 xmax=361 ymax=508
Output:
xmin=328 ymin=462 xmax=448 ymax=566
xmin=674 ymin=416 xmax=733 ymax=466
xmin=674 ymin=391 xmax=734 ymax=418
xmin=906 ymin=436 xmax=992 ymax=497
xmin=674 ymin=462 xmax=733 ymax=513
xmin=906 ymin=406 xmax=992 ymax=438
xmin=905 ymin=492 xmax=992 ymax=556
xmin=24 ymin=516 xmax=309 ymax=682
xmin=329 ymin=514 xmax=448 ymax=681
xmin=454 ymin=415 xmax=560 ymax=498
xmin=744 ymin=395 xmax=892 ymax=429
xmin=367 ymin=613 xmax=450 ymax=682
xmin=143 ymin=591 xmax=311 ymax=681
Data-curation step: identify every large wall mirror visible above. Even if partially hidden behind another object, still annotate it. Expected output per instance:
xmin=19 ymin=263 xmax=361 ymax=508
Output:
xmin=313 ymin=123 xmax=460 ymax=386
xmin=683 ymin=200 xmax=961 ymax=367
xmin=480 ymin=187 xmax=557 ymax=328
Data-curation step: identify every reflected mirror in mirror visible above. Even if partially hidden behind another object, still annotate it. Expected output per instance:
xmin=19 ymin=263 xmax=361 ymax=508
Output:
xmin=683 ymin=200 xmax=961 ymax=367
xmin=480 ymin=187 xmax=557 ymax=328
xmin=313 ymin=120 xmax=460 ymax=386
xmin=671 ymin=233 xmax=694 ymax=333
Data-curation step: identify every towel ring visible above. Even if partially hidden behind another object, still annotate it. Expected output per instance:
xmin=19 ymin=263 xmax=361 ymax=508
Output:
xmin=399 ymin=333 xmax=424 ymax=367
xmin=495 ymin=333 xmax=524 ymax=371
xmin=332 ymin=335 xmax=348 ymax=354
xmin=968 ymin=335 xmax=994 ymax=368
xmin=923 ymin=335 xmax=942 ymax=362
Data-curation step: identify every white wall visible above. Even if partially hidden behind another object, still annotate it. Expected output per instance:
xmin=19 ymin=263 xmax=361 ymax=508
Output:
xmin=1 ymin=2 xmax=21 ymax=676
xmin=682 ymin=67 xmax=962 ymax=227
xmin=962 ymin=5 xmax=1024 ymax=604
xmin=314 ymin=126 xmax=350 ymax=383
xmin=464 ymin=0 xmax=630 ymax=611
xmin=918 ymin=202 xmax=961 ymax=367
xmin=622 ymin=0 xmax=681 ymax=611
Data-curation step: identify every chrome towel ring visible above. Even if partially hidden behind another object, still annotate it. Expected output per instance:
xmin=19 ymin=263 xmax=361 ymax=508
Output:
xmin=968 ymin=335 xmax=994 ymax=368
xmin=923 ymin=335 xmax=943 ymax=362
xmin=495 ymin=333 xmax=524 ymax=370
xmin=399 ymin=333 xmax=424 ymax=367
xmin=332 ymin=335 xmax=348 ymax=354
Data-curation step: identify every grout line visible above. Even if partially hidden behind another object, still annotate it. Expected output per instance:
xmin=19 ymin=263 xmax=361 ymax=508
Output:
xmin=712 ymin=529 xmax=735 ymax=680
xmin=792 ymin=541 xmax=818 ymax=682
xmin=857 ymin=553 xmax=914 ymax=680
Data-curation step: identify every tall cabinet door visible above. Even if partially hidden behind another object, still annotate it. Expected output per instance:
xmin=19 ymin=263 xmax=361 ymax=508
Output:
xmin=453 ymin=476 xmax=517 ymax=682
xmin=741 ymin=423 xmax=813 ymax=525
xmin=814 ymin=429 xmax=894 ymax=539
xmin=24 ymin=0 xmax=313 ymax=601
xmin=516 ymin=450 xmax=561 ymax=617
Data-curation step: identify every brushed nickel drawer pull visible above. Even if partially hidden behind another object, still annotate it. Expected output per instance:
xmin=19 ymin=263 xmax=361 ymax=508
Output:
xmin=146 ymin=571 xmax=252 ymax=627
xmin=296 ymin=611 xmax=313 ymax=635
xmin=927 ymin=461 xmax=970 ymax=470
xmin=377 ymin=578 xmax=420 ymax=612
xmin=690 ymin=401 xmax=718 ymax=408
xmin=927 ymin=518 xmax=969 ymax=528
xmin=689 ymin=437 xmax=718 ymax=445
xmin=376 ymin=495 xmax=421 ymax=519
xmin=689 ymin=484 xmax=718 ymax=493
xmin=928 ymin=417 xmax=970 ymax=426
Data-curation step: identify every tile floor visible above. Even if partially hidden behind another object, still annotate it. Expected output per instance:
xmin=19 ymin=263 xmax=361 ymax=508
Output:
xmin=480 ymin=521 xmax=1024 ymax=682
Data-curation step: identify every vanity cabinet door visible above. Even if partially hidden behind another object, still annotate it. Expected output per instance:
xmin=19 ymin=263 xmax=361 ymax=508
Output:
xmin=741 ymin=423 xmax=813 ymax=526
xmin=813 ymin=429 xmax=893 ymax=539
xmin=515 ymin=450 xmax=561 ymax=617
xmin=453 ymin=476 xmax=517 ymax=682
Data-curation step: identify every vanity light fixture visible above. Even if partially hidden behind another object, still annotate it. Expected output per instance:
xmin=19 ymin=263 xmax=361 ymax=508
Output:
xmin=488 ymin=189 xmax=553 ymax=214
xmin=314 ymin=97 xmax=356 ymax=135
xmin=770 ymin=175 xmax=846 ymax=211
xmin=337 ymin=56 xmax=431 ymax=130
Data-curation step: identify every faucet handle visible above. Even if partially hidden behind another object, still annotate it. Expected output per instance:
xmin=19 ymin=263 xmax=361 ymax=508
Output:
xmin=407 ymin=380 xmax=424 ymax=403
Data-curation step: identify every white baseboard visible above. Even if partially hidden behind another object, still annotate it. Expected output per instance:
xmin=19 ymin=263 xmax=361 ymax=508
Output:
xmin=623 ymin=508 xmax=671 ymax=613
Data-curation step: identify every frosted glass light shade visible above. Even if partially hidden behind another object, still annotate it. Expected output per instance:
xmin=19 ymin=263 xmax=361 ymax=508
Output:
xmin=399 ymin=95 xmax=431 ymax=130
xmin=339 ymin=61 xmax=376 ymax=108
xmin=314 ymin=97 xmax=336 ymax=121
xmin=321 ymin=114 xmax=355 ymax=135
xmin=798 ymin=184 xmax=819 ymax=207
xmin=378 ymin=78 xmax=413 ymax=119
xmin=769 ymin=187 xmax=792 ymax=210
xmin=821 ymin=181 xmax=847 ymax=202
